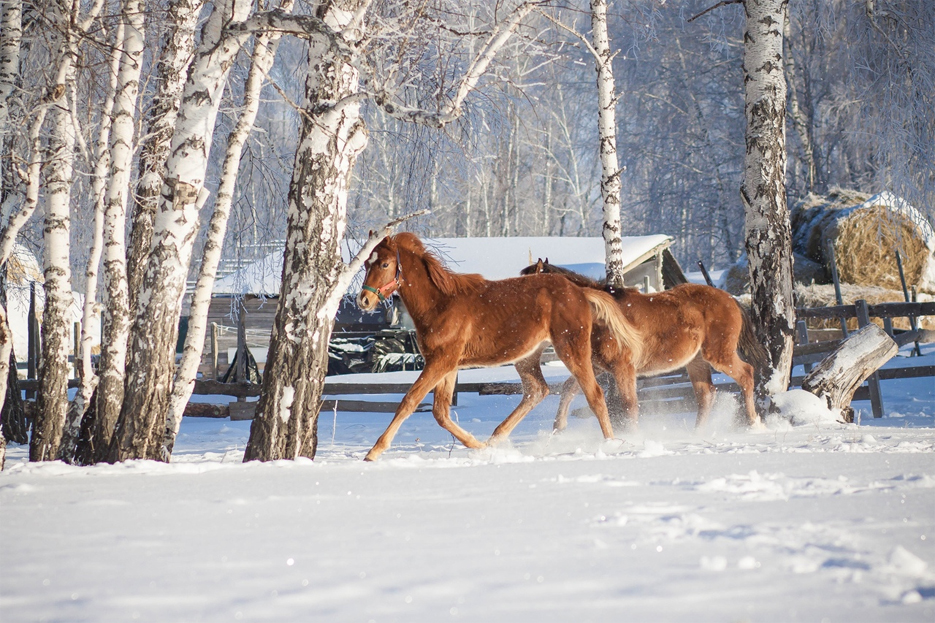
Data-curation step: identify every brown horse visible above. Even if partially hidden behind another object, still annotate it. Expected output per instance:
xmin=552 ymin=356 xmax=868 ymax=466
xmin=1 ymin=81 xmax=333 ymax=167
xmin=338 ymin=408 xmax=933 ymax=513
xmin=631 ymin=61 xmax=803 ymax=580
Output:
xmin=356 ymin=233 xmax=642 ymax=461
xmin=521 ymin=259 xmax=767 ymax=430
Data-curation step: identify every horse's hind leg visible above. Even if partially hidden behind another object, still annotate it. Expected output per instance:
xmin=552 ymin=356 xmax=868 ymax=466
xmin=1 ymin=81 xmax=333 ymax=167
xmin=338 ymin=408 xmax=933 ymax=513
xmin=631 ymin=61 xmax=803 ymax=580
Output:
xmin=706 ymin=351 xmax=758 ymax=427
xmin=607 ymin=360 xmax=638 ymax=432
xmin=559 ymin=351 xmax=615 ymax=439
xmin=686 ymin=356 xmax=715 ymax=428
xmin=552 ymin=376 xmax=580 ymax=432
xmin=432 ymin=370 xmax=485 ymax=450
xmin=489 ymin=347 xmax=549 ymax=444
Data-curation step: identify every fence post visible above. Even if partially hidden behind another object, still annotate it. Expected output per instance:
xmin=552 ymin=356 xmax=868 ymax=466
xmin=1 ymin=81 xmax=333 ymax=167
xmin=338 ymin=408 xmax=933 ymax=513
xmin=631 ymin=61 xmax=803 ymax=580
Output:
xmin=895 ymin=251 xmax=922 ymax=356
xmin=827 ymin=243 xmax=848 ymax=337
xmin=855 ymin=299 xmax=884 ymax=418
xmin=73 ymin=322 xmax=80 ymax=378
xmin=236 ymin=298 xmax=247 ymax=399
xmin=211 ymin=322 xmax=219 ymax=380
xmin=27 ymin=282 xmax=38 ymax=399
xmin=796 ymin=320 xmax=812 ymax=374
xmin=697 ymin=260 xmax=715 ymax=287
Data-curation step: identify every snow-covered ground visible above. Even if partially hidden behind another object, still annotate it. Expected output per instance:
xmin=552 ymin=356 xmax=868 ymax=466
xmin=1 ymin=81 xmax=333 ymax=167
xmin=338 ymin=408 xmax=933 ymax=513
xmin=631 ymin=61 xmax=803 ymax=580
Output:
xmin=2 ymin=345 xmax=934 ymax=622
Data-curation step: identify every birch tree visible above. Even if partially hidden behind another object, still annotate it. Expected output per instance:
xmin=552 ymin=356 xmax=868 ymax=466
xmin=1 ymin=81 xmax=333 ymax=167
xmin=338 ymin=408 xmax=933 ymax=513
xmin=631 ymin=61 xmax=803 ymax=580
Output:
xmin=244 ymin=0 xmax=538 ymax=461
xmin=740 ymin=0 xmax=795 ymax=413
xmin=163 ymin=0 xmax=294 ymax=458
xmin=126 ymin=0 xmax=205 ymax=310
xmin=89 ymin=0 xmax=146 ymax=462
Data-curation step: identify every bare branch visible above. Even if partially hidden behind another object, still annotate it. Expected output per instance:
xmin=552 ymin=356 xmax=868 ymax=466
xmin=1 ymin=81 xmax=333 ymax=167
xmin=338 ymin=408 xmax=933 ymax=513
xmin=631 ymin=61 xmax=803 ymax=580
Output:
xmin=687 ymin=0 xmax=744 ymax=23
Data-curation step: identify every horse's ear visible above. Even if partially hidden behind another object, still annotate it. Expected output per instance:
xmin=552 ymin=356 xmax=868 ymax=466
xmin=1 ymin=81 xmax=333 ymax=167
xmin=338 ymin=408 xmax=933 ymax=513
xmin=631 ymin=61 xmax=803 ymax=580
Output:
xmin=544 ymin=258 xmax=550 ymax=265
xmin=368 ymin=229 xmax=375 ymax=238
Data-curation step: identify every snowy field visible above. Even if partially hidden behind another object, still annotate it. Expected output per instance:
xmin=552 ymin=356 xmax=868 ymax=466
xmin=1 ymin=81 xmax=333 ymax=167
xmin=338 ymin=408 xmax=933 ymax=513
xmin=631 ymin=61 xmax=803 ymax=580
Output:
xmin=2 ymin=345 xmax=934 ymax=622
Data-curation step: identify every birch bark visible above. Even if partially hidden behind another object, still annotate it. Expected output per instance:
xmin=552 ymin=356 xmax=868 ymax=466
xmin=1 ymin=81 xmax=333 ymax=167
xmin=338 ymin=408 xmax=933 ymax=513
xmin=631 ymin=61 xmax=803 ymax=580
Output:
xmin=126 ymin=0 xmax=205 ymax=310
xmin=590 ymin=0 xmax=625 ymax=289
xmin=244 ymin=0 xmax=369 ymax=462
xmin=741 ymin=0 xmax=795 ymax=414
xmin=0 ymin=0 xmax=22 ymax=130
xmin=88 ymin=0 xmax=146 ymax=462
xmin=163 ymin=1 xmax=293 ymax=459
xmin=108 ymin=0 xmax=253 ymax=461
xmin=31 ymin=64 xmax=77 ymax=462
xmin=59 ymin=21 xmax=125 ymax=462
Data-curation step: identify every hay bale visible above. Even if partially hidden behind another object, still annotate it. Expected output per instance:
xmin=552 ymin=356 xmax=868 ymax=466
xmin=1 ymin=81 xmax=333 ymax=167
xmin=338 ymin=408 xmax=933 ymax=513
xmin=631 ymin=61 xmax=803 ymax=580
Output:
xmin=794 ymin=283 xmax=934 ymax=331
xmin=791 ymin=189 xmax=935 ymax=293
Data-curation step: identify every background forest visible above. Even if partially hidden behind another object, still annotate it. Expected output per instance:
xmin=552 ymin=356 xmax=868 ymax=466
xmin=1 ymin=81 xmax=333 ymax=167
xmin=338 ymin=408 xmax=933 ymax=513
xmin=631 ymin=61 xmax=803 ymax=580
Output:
xmin=4 ymin=0 xmax=932 ymax=284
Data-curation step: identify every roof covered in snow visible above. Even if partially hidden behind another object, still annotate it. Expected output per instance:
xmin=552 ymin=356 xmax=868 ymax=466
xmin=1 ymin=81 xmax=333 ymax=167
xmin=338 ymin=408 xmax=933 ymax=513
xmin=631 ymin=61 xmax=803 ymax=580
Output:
xmin=213 ymin=235 xmax=673 ymax=297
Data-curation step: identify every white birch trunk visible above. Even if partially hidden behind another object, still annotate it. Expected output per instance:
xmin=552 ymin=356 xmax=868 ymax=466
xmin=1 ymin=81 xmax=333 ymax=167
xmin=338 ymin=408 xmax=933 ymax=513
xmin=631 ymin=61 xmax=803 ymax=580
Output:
xmin=31 ymin=69 xmax=76 ymax=462
xmin=91 ymin=0 xmax=145 ymax=462
xmin=741 ymin=0 xmax=794 ymax=414
xmin=590 ymin=0 xmax=625 ymax=289
xmin=0 ymin=303 xmax=12 ymax=469
xmin=163 ymin=3 xmax=292 ymax=459
xmin=0 ymin=0 xmax=22 ymax=131
xmin=109 ymin=0 xmax=252 ymax=461
xmin=59 ymin=21 xmax=125 ymax=461
xmin=127 ymin=0 xmax=205 ymax=309
xmin=245 ymin=0 xmax=369 ymax=461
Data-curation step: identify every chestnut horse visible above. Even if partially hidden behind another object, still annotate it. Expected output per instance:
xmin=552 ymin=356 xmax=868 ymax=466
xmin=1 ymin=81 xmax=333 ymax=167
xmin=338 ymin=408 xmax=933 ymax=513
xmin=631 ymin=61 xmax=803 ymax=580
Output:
xmin=356 ymin=233 xmax=642 ymax=461
xmin=520 ymin=259 xmax=767 ymax=430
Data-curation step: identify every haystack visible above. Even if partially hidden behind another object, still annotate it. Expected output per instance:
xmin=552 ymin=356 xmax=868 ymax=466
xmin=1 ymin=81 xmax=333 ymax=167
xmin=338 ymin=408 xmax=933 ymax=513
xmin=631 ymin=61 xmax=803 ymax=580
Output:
xmin=726 ymin=189 xmax=935 ymax=295
xmin=791 ymin=189 xmax=935 ymax=293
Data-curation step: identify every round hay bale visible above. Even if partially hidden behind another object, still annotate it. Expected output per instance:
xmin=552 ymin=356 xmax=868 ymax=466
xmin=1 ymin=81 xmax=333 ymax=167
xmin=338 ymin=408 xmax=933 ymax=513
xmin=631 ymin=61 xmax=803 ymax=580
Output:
xmin=829 ymin=205 xmax=930 ymax=291
xmin=791 ymin=189 xmax=935 ymax=293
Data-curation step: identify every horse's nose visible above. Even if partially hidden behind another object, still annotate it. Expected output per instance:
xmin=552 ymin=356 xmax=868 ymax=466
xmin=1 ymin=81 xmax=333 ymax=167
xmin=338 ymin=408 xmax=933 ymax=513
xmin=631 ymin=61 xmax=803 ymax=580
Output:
xmin=357 ymin=291 xmax=373 ymax=310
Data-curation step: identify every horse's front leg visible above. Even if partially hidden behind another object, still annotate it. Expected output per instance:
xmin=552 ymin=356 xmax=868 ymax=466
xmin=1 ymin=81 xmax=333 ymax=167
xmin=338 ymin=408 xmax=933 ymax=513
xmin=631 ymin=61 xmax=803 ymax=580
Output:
xmin=364 ymin=359 xmax=455 ymax=461
xmin=432 ymin=370 xmax=485 ymax=449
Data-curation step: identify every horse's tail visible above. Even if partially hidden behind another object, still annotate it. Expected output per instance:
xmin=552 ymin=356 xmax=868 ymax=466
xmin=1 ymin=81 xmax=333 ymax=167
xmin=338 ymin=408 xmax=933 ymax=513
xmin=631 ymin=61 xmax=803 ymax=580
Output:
xmin=736 ymin=300 xmax=769 ymax=369
xmin=583 ymin=289 xmax=643 ymax=367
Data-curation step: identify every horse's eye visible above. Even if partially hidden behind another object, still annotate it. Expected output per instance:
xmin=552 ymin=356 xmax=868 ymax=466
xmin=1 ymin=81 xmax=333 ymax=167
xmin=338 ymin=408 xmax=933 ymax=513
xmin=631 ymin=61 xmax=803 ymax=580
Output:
xmin=382 ymin=262 xmax=389 ymax=268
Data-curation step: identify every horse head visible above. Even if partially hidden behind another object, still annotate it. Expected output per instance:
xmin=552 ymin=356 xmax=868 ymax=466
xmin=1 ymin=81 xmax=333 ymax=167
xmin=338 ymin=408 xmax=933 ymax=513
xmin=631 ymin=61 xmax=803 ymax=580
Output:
xmin=357 ymin=234 xmax=400 ymax=312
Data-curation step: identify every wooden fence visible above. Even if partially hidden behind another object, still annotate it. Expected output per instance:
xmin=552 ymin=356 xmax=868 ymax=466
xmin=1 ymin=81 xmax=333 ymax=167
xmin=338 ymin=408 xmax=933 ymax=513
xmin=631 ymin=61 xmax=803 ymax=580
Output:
xmin=15 ymin=300 xmax=933 ymax=422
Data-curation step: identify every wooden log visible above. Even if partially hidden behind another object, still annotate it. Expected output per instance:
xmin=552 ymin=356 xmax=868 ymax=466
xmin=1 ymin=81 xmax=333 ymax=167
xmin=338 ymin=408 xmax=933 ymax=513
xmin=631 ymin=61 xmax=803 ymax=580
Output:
xmin=801 ymin=323 xmax=898 ymax=423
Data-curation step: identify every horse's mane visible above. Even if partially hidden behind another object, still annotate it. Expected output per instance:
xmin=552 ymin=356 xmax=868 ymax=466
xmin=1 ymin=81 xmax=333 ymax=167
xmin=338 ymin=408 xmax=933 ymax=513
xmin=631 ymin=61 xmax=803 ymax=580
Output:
xmin=520 ymin=259 xmax=605 ymax=290
xmin=395 ymin=233 xmax=485 ymax=297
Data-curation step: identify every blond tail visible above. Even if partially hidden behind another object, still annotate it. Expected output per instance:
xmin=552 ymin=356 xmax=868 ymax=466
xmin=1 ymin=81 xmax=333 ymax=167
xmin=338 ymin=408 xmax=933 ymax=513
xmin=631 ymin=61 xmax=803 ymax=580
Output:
xmin=584 ymin=289 xmax=643 ymax=367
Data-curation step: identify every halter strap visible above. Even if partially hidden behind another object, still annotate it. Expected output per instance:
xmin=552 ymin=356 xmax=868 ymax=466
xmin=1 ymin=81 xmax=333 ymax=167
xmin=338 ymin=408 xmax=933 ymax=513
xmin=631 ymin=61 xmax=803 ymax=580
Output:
xmin=362 ymin=251 xmax=402 ymax=302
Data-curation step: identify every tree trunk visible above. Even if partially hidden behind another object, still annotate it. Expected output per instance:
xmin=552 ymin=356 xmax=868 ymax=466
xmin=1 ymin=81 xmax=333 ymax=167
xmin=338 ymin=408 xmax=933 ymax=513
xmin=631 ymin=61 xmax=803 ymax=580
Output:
xmin=783 ymin=10 xmax=817 ymax=194
xmin=245 ymin=0 xmax=369 ymax=462
xmin=126 ymin=0 xmax=205 ymax=312
xmin=85 ymin=0 xmax=145 ymax=463
xmin=164 ymin=5 xmax=291 ymax=458
xmin=590 ymin=0 xmax=625 ymax=289
xmin=801 ymin=324 xmax=897 ymax=422
xmin=108 ymin=0 xmax=249 ymax=462
xmin=31 ymin=68 xmax=77 ymax=462
xmin=65 ymin=22 xmax=124 ymax=462
xmin=741 ymin=0 xmax=794 ymax=414
xmin=0 ymin=0 xmax=22 ymax=131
